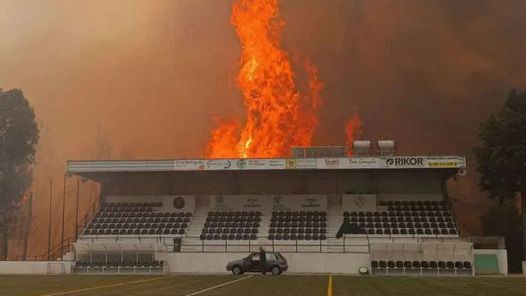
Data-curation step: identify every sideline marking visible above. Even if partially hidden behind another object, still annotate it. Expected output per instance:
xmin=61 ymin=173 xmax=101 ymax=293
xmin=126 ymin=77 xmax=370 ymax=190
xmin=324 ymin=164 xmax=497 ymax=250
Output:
xmin=183 ymin=275 xmax=254 ymax=296
xmin=38 ymin=276 xmax=173 ymax=296
xmin=327 ymin=275 xmax=333 ymax=296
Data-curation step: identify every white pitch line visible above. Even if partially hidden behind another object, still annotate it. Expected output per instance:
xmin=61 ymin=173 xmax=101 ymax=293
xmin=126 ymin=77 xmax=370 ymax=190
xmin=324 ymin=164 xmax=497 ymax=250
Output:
xmin=183 ymin=275 xmax=254 ymax=296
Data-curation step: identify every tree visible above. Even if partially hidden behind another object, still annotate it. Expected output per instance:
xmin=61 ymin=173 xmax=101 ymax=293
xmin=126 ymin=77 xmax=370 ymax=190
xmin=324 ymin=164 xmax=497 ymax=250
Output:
xmin=481 ymin=203 xmax=523 ymax=272
xmin=0 ymin=89 xmax=39 ymax=260
xmin=475 ymin=89 xmax=526 ymax=260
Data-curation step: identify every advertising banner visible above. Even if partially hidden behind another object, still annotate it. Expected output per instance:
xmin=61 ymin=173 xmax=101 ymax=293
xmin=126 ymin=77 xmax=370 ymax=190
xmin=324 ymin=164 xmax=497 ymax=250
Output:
xmin=210 ymin=195 xmax=273 ymax=213
xmin=173 ymin=156 xmax=465 ymax=171
xmin=285 ymin=158 xmax=317 ymax=169
xmin=272 ymin=195 xmax=327 ymax=211
xmin=175 ymin=159 xmax=287 ymax=171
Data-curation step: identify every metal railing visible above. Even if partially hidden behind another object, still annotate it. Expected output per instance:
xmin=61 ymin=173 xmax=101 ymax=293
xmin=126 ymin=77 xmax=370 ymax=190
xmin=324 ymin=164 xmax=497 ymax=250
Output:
xmin=167 ymin=236 xmax=371 ymax=254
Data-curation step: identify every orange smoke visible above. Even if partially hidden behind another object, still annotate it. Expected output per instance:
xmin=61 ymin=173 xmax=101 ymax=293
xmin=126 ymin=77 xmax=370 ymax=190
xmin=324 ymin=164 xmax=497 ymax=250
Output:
xmin=205 ymin=0 xmax=323 ymax=158
xmin=345 ymin=113 xmax=362 ymax=155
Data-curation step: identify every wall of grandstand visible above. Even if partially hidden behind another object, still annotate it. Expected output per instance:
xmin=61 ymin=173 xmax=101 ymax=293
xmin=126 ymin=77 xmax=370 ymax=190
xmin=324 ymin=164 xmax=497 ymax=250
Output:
xmin=101 ymin=170 xmax=445 ymax=196
xmin=473 ymin=249 xmax=508 ymax=275
xmin=0 ymin=261 xmax=72 ymax=275
xmin=167 ymin=253 xmax=369 ymax=274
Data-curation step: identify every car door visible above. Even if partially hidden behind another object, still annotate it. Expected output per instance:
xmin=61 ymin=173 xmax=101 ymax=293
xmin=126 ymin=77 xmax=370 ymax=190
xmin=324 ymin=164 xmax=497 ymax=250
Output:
xmin=265 ymin=253 xmax=277 ymax=270
xmin=247 ymin=252 xmax=261 ymax=272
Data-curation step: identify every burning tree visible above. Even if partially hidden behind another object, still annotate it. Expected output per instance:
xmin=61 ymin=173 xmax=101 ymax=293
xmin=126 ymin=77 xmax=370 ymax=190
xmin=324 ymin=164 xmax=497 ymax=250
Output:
xmin=0 ymin=89 xmax=39 ymax=260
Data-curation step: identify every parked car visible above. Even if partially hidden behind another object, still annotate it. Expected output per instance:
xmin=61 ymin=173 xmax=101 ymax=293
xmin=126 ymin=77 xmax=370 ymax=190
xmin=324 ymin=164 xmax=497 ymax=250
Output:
xmin=226 ymin=251 xmax=288 ymax=275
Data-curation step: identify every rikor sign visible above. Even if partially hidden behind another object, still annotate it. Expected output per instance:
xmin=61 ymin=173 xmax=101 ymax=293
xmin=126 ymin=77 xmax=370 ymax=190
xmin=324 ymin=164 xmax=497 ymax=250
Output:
xmin=384 ymin=157 xmax=425 ymax=168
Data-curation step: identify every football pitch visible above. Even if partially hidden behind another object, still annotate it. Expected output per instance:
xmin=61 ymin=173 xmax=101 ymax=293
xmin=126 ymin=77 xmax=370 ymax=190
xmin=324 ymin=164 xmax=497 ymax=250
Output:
xmin=1 ymin=275 xmax=525 ymax=296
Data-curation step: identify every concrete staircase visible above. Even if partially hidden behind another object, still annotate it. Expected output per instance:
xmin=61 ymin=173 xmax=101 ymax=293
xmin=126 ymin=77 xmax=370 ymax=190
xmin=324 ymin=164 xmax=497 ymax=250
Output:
xmin=181 ymin=208 xmax=208 ymax=252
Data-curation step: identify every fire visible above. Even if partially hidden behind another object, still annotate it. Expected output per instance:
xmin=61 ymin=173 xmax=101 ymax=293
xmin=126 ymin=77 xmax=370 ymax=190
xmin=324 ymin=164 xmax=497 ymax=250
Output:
xmin=345 ymin=113 xmax=362 ymax=155
xmin=204 ymin=118 xmax=240 ymax=158
xmin=205 ymin=0 xmax=323 ymax=158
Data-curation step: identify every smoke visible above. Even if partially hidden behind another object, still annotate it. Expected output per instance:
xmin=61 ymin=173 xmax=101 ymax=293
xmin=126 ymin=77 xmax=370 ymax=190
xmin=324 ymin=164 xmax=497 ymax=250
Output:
xmin=1 ymin=0 xmax=525 ymax=254
xmin=279 ymin=0 xmax=526 ymax=233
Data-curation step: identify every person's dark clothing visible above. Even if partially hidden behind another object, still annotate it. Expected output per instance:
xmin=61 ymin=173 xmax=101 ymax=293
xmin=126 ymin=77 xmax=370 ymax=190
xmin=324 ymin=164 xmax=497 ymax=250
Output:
xmin=336 ymin=221 xmax=361 ymax=238
xmin=259 ymin=249 xmax=267 ymax=273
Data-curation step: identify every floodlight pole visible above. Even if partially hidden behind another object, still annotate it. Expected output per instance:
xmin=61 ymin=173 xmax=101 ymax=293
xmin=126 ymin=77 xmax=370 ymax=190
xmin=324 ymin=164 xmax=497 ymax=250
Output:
xmin=47 ymin=179 xmax=53 ymax=261
xmin=75 ymin=178 xmax=80 ymax=241
xmin=61 ymin=174 xmax=66 ymax=260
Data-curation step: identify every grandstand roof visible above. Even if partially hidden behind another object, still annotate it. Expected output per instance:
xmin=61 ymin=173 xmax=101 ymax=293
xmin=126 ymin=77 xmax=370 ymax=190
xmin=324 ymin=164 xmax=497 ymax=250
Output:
xmin=67 ymin=155 xmax=465 ymax=174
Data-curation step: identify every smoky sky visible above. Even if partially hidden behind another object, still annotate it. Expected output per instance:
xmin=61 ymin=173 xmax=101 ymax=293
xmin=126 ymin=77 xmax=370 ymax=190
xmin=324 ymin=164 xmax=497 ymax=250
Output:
xmin=2 ymin=0 xmax=525 ymax=159
xmin=1 ymin=0 xmax=525 ymax=253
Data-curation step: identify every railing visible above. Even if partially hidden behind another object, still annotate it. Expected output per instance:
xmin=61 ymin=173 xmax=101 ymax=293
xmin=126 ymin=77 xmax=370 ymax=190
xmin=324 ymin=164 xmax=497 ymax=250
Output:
xmin=77 ymin=235 xmax=183 ymax=245
xmin=76 ymin=232 xmax=467 ymax=251
xmin=3 ymin=255 xmax=61 ymax=262
xmin=446 ymin=196 xmax=462 ymax=236
xmin=168 ymin=236 xmax=371 ymax=254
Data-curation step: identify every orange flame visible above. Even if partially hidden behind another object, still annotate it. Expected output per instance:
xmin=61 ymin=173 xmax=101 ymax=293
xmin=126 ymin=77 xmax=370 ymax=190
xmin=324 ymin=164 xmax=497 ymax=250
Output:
xmin=205 ymin=0 xmax=323 ymax=158
xmin=345 ymin=113 xmax=362 ymax=156
xmin=204 ymin=118 xmax=240 ymax=158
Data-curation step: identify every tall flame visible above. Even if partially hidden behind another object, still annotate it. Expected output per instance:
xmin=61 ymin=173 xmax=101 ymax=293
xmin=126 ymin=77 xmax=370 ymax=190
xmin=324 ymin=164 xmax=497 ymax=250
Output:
xmin=205 ymin=0 xmax=323 ymax=158
xmin=345 ymin=113 xmax=362 ymax=156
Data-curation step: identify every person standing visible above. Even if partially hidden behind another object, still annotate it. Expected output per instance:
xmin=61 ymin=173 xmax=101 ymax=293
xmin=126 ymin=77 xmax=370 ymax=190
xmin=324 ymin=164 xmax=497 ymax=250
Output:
xmin=259 ymin=247 xmax=267 ymax=275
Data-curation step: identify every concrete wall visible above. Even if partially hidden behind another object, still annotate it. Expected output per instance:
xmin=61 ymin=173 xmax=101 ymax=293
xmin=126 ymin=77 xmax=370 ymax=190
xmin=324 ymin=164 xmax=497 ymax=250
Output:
xmin=473 ymin=249 xmax=508 ymax=275
xmin=167 ymin=252 xmax=369 ymax=274
xmin=0 ymin=261 xmax=73 ymax=275
xmin=103 ymin=170 xmax=444 ymax=195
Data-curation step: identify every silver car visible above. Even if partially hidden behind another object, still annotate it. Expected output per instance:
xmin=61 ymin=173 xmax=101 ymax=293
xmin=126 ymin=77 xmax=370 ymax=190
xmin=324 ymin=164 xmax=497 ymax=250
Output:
xmin=226 ymin=251 xmax=288 ymax=275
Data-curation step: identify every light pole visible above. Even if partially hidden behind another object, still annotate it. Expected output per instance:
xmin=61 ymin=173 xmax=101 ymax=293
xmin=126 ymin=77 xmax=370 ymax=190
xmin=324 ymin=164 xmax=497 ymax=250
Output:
xmin=47 ymin=180 xmax=53 ymax=261
xmin=75 ymin=178 xmax=80 ymax=241
xmin=60 ymin=174 xmax=66 ymax=260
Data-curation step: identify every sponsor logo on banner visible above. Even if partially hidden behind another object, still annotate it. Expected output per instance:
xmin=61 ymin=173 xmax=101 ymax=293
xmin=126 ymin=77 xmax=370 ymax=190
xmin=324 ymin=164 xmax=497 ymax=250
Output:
xmin=425 ymin=156 xmax=462 ymax=168
xmin=354 ymin=196 xmax=365 ymax=209
xmin=303 ymin=197 xmax=322 ymax=209
xmin=206 ymin=159 xmax=231 ymax=169
xmin=243 ymin=198 xmax=262 ymax=209
xmin=287 ymin=159 xmax=317 ymax=169
xmin=323 ymin=158 xmax=341 ymax=169
xmin=247 ymin=159 xmax=268 ymax=168
xmin=385 ymin=157 xmax=425 ymax=167
xmin=286 ymin=159 xmax=297 ymax=169
xmin=272 ymin=195 xmax=282 ymax=211
xmin=174 ymin=160 xmax=206 ymax=170
xmin=269 ymin=159 xmax=285 ymax=168
xmin=236 ymin=159 xmax=247 ymax=169
xmin=272 ymin=195 xmax=326 ymax=211
xmin=214 ymin=195 xmax=227 ymax=210
xmin=427 ymin=161 xmax=458 ymax=168
xmin=348 ymin=158 xmax=381 ymax=169
xmin=172 ymin=197 xmax=185 ymax=209
xmin=297 ymin=159 xmax=317 ymax=169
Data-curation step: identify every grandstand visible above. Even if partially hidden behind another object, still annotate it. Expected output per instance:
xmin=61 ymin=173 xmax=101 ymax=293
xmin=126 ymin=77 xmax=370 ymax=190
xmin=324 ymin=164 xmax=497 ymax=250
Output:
xmin=62 ymin=144 xmax=490 ymax=275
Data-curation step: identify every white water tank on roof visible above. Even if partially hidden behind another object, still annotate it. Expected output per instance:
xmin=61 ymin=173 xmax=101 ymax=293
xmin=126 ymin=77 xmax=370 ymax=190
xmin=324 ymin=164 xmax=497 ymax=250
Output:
xmin=378 ymin=140 xmax=396 ymax=156
xmin=352 ymin=141 xmax=371 ymax=156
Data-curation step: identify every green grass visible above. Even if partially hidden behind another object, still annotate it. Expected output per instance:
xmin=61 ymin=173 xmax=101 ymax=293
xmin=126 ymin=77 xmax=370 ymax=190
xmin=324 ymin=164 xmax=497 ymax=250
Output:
xmin=0 ymin=275 xmax=525 ymax=296
xmin=333 ymin=276 xmax=526 ymax=296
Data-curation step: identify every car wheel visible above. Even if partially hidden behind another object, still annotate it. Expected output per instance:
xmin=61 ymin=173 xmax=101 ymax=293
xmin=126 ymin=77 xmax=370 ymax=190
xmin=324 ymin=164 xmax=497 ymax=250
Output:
xmin=232 ymin=266 xmax=243 ymax=275
xmin=271 ymin=266 xmax=282 ymax=275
